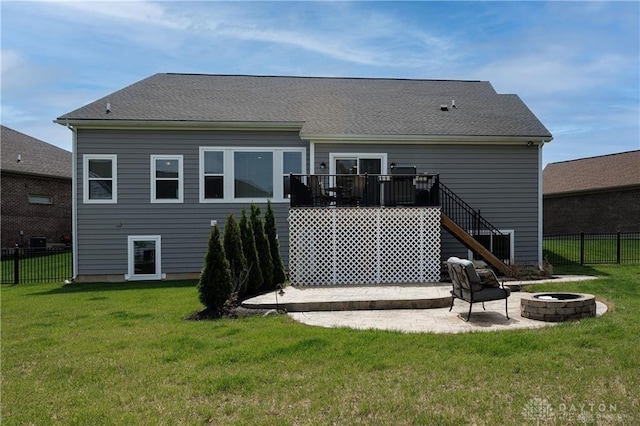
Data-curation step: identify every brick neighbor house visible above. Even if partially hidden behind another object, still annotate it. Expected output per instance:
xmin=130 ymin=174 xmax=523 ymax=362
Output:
xmin=1 ymin=125 xmax=72 ymax=247
xmin=543 ymin=150 xmax=640 ymax=234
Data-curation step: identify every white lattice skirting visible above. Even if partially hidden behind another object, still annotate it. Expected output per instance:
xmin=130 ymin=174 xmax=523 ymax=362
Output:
xmin=288 ymin=207 xmax=441 ymax=285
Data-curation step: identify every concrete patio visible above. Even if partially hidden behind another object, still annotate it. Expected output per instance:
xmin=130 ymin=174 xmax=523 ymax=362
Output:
xmin=242 ymin=275 xmax=607 ymax=334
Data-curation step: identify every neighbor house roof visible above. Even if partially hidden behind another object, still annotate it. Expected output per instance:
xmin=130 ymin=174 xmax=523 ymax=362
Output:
xmin=1 ymin=125 xmax=71 ymax=179
xmin=543 ymin=150 xmax=640 ymax=196
xmin=56 ymin=73 xmax=552 ymax=140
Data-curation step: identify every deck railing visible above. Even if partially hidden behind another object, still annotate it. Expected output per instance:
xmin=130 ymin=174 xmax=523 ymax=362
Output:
xmin=289 ymin=173 xmax=439 ymax=208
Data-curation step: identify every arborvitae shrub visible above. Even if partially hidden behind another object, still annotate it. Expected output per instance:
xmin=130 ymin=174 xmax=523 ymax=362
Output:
xmin=197 ymin=225 xmax=233 ymax=312
xmin=265 ymin=200 xmax=287 ymax=287
xmin=223 ymin=214 xmax=249 ymax=298
xmin=240 ymin=209 xmax=263 ymax=297
xmin=251 ymin=204 xmax=274 ymax=291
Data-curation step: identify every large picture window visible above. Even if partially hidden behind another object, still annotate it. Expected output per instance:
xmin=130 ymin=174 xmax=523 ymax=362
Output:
xmin=200 ymin=147 xmax=305 ymax=202
xmin=151 ymin=155 xmax=183 ymax=203
xmin=83 ymin=154 xmax=117 ymax=203
xmin=234 ymin=151 xmax=273 ymax=198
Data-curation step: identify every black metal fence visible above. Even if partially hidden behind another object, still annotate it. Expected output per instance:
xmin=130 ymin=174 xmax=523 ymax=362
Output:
xmin=1 ymin=246 xmax=73 ymax=284
xmin=543 ymin=232 xmax=640 ymax=266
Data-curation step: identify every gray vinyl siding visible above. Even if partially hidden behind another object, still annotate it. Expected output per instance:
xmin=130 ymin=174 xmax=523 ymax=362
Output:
xmin=76 ymin=129 xmax=541 ymax=279
xmin=313 ymin=142 xmax=541 ymax=264
xmin=76 ymin=129 xmax=307 ymax=277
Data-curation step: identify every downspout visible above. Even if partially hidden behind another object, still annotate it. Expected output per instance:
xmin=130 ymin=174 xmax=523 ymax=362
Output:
xmin=538 ymin=139 xmax=546 ymax=264
xmin=68 ymin=122 xmax=79 ymax=279
xmin=309 ymin=140 xmax=315 ymax=174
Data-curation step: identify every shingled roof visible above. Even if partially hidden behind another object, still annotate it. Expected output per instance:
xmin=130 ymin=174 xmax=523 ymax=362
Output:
xmin=1 ymin=125 xmax=71 ymax=179
xmin=57 ymin=73 xmax=552 ymax=140
xmin=543 ymin=150 xmax=640 ymax=195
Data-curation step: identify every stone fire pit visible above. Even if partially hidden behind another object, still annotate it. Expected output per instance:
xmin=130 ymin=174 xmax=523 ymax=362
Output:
xmin=520 ymin=293 xmax=596 ymax=322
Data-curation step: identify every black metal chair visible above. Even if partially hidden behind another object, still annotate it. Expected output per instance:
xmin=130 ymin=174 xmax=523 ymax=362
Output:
xmin=446 ymin=257 xmax=511 ymax=321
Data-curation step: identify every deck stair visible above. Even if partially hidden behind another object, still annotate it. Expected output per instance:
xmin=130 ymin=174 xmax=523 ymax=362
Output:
xmin=436 ymin=178 xmax=511 ymax=275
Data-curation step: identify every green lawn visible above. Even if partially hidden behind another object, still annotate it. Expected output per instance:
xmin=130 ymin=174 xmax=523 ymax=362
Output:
xmin=2 ymin=265 xmax=639 ymax=424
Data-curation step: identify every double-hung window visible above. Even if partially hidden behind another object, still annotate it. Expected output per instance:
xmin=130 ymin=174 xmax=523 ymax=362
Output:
xmin=151 ymin=155 xmax=183 ymax=203
xmin=199 ymin=147 xmax=305 ymax=202
xmin=202 ymin=150 xmax=224 ymax=199
xmin=83 ymin=154 xmax=117 ymax=203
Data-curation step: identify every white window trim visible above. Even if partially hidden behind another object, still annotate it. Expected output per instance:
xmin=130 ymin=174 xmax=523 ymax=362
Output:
xmin=125 ymin=235 xmax=164 ymax=281
xmin=467 ymin=229 xmax=515 ymax=264
xmin=83 ymin=154 xmax=117 ymax=204
xmin=199 ymin=147 xmax=306 ymax=203
xmin=150 ymin=155 xmax=184 ymax=203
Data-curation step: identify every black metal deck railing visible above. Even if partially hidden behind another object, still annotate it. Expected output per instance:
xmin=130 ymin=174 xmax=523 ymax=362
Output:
xmin=289 ymin=173 xmax=440 ymax=208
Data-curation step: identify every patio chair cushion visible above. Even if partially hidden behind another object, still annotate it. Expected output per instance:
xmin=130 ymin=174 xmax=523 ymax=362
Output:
xmin=477 ymin=269 xmax=500 ymax=288
xmin=470 ymin=286 xmax=511 ymax=302
xmin=457 ymin=259 xmax=483 ymax=292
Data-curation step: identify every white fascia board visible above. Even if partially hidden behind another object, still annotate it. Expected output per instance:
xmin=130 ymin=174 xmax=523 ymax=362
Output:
xmin=53 ymin=119 xmax=305 ymax=132
xmin=303 ymin=134 xmax=553 ymax=144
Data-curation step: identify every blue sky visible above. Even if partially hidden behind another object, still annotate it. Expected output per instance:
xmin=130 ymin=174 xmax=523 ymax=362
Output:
xmin=2 ymin=1 xmax=638 ymax=167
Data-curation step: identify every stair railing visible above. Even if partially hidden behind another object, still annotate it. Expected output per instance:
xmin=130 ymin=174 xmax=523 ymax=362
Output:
xmin=436 ymin=177 xmax=510 ymax=263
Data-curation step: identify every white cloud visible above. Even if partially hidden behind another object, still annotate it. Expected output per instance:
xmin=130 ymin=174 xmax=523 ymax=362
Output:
xmin=1 ymin=49 xmax=24 ymax=74
xmin=1 ymin=49 xmax=62 ymax=95
xmin=39 ymin=1 xmax=456 ymax=69
xmin=473 ymin=52 xmax=631 ymax=97
xmin=0 ymin=105 xmax=38 ymax=123
xmin=45 ymin=0 xmax=187 ymax=29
